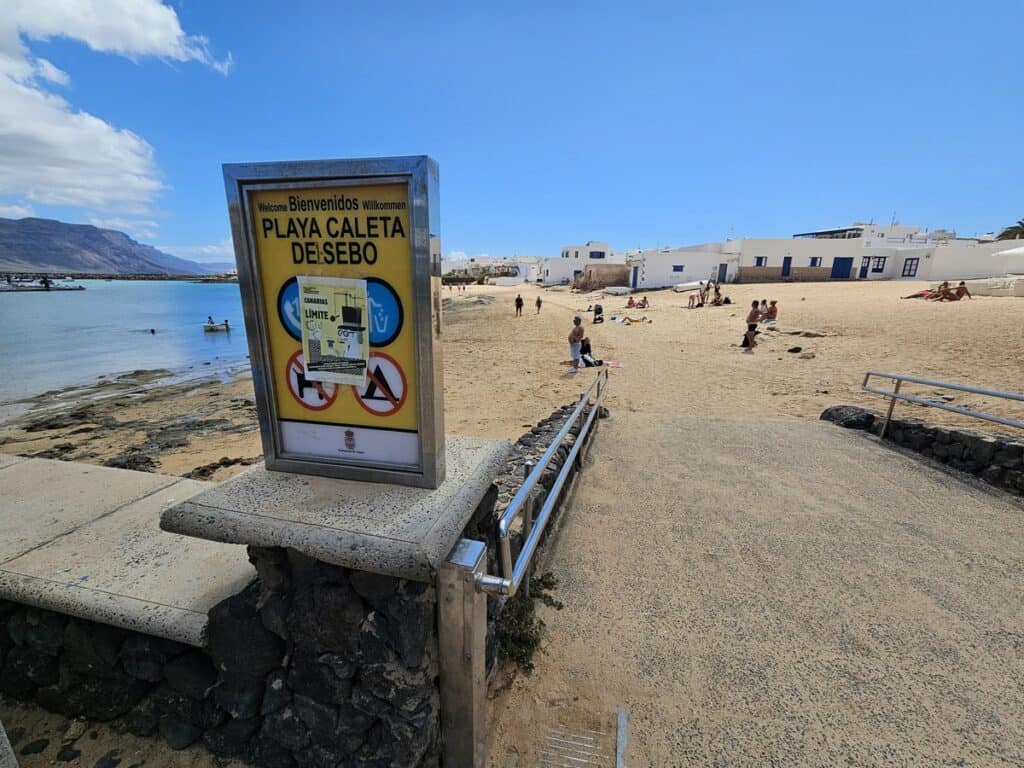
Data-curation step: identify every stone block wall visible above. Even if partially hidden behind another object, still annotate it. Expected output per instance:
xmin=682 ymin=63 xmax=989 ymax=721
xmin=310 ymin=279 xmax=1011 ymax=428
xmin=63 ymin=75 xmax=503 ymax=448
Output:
xmin=0 ymin=405 xmax=602 ymax=765
xmin=0 ymin=549 xmax=442 ymax=767
xmin=788 ymin=267 xmax=834 ymax=282
xmin=460 ymin=402 xmax=595 ymax=674
xmin=821 ymin=405 xmax=1024 ymax=496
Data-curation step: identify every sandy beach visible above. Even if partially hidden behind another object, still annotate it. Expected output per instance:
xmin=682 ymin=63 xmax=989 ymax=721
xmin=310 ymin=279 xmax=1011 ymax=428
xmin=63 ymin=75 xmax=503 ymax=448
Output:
xmin=1 ymin=279 xmax=1022 ymax=766
xmin=1 ymin=280 xmax=1021 ymax=481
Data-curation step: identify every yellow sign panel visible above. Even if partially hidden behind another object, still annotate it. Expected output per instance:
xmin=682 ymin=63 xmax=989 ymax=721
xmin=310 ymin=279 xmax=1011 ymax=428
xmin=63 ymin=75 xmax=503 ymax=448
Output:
xmin=251 ymin=183 xmax=419 ymax=440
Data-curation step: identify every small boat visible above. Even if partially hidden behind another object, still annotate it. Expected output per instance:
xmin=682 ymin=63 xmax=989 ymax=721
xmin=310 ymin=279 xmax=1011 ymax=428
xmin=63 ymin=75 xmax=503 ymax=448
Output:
xmin=603 ymin=286 xmax=632 ymax=296
xmin=203 ymin=322 xmax=231 ymax=332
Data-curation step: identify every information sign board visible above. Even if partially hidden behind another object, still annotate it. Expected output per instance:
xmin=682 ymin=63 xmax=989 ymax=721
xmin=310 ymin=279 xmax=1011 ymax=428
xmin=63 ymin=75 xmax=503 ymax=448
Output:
xmin=223 ymin=157 xmax=444 ymax=487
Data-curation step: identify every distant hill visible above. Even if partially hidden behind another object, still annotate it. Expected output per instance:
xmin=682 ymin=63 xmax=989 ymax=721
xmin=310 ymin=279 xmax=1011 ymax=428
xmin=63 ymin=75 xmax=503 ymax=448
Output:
xmin=0 ymin=217 xmax=225 ymax=275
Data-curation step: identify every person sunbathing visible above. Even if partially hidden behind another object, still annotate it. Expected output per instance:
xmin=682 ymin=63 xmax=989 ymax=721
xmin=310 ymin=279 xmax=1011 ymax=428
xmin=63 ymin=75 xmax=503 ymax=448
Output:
xmin=954 ymin=281 xmax=973 ymax=300
xmin=636 ymin=296 xmax=650 ymax=309
xmin=762 ymin=300 xmax=778 ymax=322
xmin=621 ymin=316 xmax=650 ymax=325
xmin=626 ymin=297 xmax=637 ymax=308
xmin=903 ymin=281 xmax=948 ymax=300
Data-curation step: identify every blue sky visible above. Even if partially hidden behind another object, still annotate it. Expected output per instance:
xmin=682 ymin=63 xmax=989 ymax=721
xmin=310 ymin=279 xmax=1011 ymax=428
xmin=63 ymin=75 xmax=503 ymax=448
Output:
xmin=1 ymin=1 xmax=1020 ymax=263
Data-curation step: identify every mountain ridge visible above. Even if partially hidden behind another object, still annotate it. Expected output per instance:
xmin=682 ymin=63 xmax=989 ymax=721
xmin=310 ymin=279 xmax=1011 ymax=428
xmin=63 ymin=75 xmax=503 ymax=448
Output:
xmin=0 ymin=217 xmax=227 ymax=275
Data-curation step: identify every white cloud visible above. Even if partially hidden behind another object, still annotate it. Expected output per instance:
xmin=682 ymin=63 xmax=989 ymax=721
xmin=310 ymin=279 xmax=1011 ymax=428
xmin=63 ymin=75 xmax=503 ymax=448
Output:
xmin=0 ymin=203 xmax=35 ymax=218
xmin=33 ymin=58 xmax=69 ymax=86
xmin=89 ymin=216 xmax=160 ymax=241
xmin=0 ymin=1 xmax=230 ymax=214
xmin=158 ymin=238 xmax=236 ymax=263
xmin=2 ymin=0 xmax=232 ymax=74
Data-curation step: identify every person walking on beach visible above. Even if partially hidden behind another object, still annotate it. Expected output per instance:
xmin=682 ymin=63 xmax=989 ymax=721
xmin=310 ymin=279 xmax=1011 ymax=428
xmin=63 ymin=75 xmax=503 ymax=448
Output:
xmin=515 ymin=294 xmax=524 ymax=317
xmin=568 ymin=315 xmax=585 ymax=373
xmin=536 ymin=295 xmax=543 ymax=314
xmin=741 ymin=300 xmax=761 ymax=352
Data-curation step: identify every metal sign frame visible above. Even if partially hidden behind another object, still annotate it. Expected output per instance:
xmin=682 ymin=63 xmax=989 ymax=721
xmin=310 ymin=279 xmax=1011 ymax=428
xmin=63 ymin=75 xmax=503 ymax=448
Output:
xmin=223 ymin=156 xmax=444 ymax=488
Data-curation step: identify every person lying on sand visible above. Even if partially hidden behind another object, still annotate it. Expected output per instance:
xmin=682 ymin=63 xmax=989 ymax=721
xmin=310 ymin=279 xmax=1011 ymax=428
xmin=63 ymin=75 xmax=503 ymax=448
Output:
xmin=932 ymin=282 xmax=972 ymax=301
xmin=621 ymin=316 xmax=651 ymax=325
xmin=902 ymin=281 xmax=948 ymax=300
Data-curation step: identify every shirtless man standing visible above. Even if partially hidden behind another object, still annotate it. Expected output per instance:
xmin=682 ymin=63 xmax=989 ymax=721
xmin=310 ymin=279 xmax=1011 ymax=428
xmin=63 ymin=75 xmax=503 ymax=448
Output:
xmin=568 ymin=315 xmax=585 ymax=373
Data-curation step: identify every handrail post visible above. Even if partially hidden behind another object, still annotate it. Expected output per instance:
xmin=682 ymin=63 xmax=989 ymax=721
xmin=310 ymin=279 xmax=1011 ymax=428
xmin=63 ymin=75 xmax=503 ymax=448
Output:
xmin=439 ymin=538 xmax=488 ymax=768
xmin=522 ymin=494 xmax=535 ymax=598
xmin=880 ymin=380 xmax=902 ymax=439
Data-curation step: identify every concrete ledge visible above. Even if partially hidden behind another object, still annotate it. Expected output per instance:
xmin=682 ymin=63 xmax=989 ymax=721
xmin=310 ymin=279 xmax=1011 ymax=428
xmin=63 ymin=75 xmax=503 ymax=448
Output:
xmin=161 ymin=435 xmax=511 ymax=582
xmin=0 ymin=456 xmax=255 ymax=647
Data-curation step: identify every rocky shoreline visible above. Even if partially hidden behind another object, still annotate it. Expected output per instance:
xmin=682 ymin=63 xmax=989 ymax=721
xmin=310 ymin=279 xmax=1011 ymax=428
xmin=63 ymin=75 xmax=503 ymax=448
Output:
xmin=0 ymin=369 xmax=263 ymax=482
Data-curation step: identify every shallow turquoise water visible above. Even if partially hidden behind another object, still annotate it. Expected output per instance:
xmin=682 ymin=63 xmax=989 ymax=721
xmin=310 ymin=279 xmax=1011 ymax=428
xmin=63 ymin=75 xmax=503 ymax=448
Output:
xmin=0 ymin=280 xmax=250 ymax=401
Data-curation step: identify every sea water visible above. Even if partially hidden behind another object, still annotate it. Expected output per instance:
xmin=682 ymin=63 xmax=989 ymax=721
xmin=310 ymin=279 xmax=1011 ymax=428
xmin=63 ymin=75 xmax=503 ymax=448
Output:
xmin=0 ymin=280 xmax=249 ymax=403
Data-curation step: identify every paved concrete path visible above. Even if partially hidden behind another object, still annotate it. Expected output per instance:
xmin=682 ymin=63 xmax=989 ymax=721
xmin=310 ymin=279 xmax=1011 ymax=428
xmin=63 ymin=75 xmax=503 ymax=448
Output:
xmin=488 ymin=415 xmax=1024 ymax=766
xmin=0 ymin=455 xmax=253 ymax=646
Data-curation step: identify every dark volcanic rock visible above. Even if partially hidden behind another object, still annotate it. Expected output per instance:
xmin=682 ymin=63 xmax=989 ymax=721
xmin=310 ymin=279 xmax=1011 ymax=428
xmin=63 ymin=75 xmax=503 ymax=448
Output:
xmin=24 ymin=609 xmax=67 ymax=655
xmin=349 ymin=571 xmax=399 ymax=601
xmin=159 ymin=716 xmax=202 ymax=750
xmin=214 ymin=672 xmax=264 ymax=719
xmin=7 ymin=645 xmax=59 ymax=687
xmin=287 ymin=580 xmax=364 ymax=655
xmin=261 ymin=705 xmax=310 ymax=751
xmin=287 ymin=648 xmax=352 ymax=707
xmin=120 ymin=636 xmax=182 ymax=682
xmin=203 ymin=716 xmax=260 ymax=757
xmin=37 ymin=668 xmax=150 ymax=720
xmin=20 ymin=738 xmax=49 ymax=755
xmin=56 ymin=744 xmax=82 ymax=762
xmin=124 ymin=696 xmax=160 ymax=737
xmin=251 ymin=736 xmax=297 ymax=768
xmin=63 ymin=621 xmax=124 ymax=676
xmin=93 ymin=749 xmax=122 ymax=768
xmin=820 ymin=405 xmax=875 ymax=431
xmin=152 ymin=684 xmax=226 ymax=729
xmin=261 ymin=669 xmax=290 ymax=716
xmin=163 ymin=650 xmax=217 ymax=699
xmin=207 ymin=584 xmax=284 ymax=680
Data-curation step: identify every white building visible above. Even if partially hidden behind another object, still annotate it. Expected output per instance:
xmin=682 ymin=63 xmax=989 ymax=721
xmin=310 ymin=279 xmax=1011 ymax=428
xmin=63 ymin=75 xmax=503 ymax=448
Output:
xmin=625 ymin=223 xmax=1020 ymax=289
xmin=624 ymin=245 xmax=737 ymax=290
xmin=442 ymin=255 xmax=543 ymax=283
xmin=540 ymin=241 xmax=623 ymax=286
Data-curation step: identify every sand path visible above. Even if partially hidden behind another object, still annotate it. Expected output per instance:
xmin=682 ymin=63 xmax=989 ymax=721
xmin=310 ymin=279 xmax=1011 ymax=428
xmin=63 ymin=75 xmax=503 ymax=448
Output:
xmin=488 ymin=414 xmax=1024 ymax=766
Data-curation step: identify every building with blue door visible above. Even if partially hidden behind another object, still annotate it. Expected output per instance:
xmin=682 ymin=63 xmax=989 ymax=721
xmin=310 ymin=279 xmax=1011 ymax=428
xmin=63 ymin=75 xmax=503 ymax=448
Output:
xmin=535 ymin=223 xmax=1020 ymax=291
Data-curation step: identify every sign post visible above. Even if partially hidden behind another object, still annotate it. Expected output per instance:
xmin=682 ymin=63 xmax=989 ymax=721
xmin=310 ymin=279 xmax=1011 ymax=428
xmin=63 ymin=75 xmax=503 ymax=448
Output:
xmin=223 ymin=156 xmax=444 ymax=488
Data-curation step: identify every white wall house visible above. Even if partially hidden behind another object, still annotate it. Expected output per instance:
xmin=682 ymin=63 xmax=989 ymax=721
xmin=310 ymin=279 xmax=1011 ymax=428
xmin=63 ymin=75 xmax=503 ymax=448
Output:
xmin=624 ymin=246 xmax=738 ymax=290
xmin=541 ymin=241 xmax=622 ymax=286
xmin=623 ymin=223 xmax=1019 ymax=288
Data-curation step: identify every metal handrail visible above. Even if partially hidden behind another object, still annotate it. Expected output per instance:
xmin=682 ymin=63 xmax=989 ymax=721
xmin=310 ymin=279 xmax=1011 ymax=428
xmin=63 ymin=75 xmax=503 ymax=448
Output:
xmin=861 ymin=371 xmax=1024 ymax=438
xmin=477 ymin=368 xmax=609 ymax=596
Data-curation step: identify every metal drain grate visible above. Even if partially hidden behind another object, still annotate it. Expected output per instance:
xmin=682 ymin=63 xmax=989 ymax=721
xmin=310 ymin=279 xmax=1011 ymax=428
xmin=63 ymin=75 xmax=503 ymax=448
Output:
xmin=538 ymin=723 xmax=618 ymax=767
